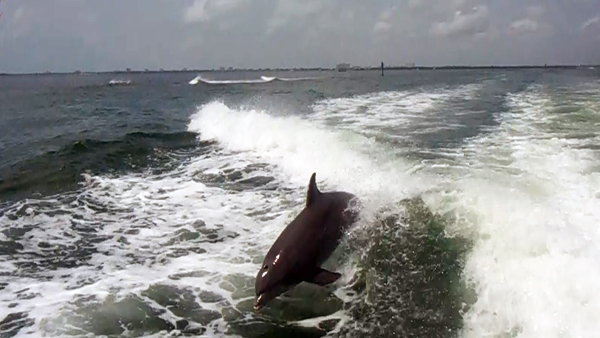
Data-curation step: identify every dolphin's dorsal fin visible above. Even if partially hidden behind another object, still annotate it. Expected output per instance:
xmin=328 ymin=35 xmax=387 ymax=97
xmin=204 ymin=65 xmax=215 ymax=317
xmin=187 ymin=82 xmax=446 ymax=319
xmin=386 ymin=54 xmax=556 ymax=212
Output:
xmin=306 ymin=172 xmax=321 ymax=207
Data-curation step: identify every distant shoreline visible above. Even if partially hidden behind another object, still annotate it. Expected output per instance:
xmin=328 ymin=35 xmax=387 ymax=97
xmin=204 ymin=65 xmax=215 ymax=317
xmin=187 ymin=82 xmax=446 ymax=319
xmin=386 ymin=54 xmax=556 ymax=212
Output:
xmin=0 ymin=64 xmax=597 ymax=76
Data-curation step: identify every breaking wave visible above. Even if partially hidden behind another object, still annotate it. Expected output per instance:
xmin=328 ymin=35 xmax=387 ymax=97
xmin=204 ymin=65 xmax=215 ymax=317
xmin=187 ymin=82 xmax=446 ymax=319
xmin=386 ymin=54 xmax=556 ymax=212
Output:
xmin=2 ymin=79 xmax=600 ymax=338
xmin=188 ymin=75 xmax=323 ymax=85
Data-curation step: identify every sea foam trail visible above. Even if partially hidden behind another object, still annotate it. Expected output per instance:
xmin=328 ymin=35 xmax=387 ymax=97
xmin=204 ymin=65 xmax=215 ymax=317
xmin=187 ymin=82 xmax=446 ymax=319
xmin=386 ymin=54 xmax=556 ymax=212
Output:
xmin=2 ymin=96 xmax=440 ymax=337
xmin=311 ymin=84 xmax=481 ymax=142
xmin=301 ymin=84 xmax=600 ymax=337
xmin=189 ymin=76 xmax=275 ymax=85
xmin=444 ymin=86 xmax=600 ymax=338
xmin=0 ymin=148 xmax=312 ymax=336
xmin=188 ymin=75 xmax=322 ymax=85
xmin=188 ymin=101 xmax=435 ymax=213
xmin=5 ymin=82 xmax=597 ymax=337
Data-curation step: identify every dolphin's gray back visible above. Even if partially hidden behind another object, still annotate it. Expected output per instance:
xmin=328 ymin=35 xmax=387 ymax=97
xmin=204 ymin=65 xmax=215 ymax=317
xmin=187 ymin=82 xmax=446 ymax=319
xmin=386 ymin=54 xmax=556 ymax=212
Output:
xmin=312 ymin=191 xmax=358 ymax=265
xmin=255 ymin=191 xmax=357 ymax=295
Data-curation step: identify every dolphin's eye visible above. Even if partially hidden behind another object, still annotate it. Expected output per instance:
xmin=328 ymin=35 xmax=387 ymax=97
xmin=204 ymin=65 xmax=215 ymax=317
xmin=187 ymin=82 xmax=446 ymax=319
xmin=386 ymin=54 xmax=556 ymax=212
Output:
xmin=263 ymin=265 xmax=268 ymax=270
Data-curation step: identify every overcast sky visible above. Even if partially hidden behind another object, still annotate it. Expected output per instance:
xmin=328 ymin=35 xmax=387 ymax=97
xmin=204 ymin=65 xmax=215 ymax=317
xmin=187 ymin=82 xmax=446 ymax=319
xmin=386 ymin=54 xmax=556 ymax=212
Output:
xmin=0 ymin=0 xmax=598 ymax=73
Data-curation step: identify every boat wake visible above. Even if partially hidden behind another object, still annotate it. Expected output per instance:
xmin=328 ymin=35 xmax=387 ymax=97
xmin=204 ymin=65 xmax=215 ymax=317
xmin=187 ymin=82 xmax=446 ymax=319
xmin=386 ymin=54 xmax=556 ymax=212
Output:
xmin=188 ymin=75 xmax=322 ymax=85
xmin=107 ymin=79 xmax=132 ymax=86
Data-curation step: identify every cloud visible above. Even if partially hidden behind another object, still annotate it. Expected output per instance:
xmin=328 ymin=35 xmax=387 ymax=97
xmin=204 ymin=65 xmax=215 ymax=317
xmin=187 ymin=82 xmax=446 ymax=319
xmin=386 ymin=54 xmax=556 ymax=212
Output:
xmin=184 ymin=0 xmax=247 ymax=23
xmin=507 ymin=5 xmax=549 ymax=36
xmin=581 ymin=16 xmax=599 ymax=30
xmin=510 ymin=18 xmax=539 ymax=34
xmin=373 ymin=21 xmax=392 ymax=34
xmin=0 ymin=0 xmax=599 ymax=73
xmin=373 ymin=7 xmax=396 ymax=34
xmin=430 ymin=5 xmax=490 ymax=38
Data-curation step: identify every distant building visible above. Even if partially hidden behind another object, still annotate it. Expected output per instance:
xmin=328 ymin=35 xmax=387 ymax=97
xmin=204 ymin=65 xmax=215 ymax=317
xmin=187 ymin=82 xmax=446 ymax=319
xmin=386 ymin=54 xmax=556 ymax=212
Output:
xmin=336 ymin=63 xmax=351 ymax=72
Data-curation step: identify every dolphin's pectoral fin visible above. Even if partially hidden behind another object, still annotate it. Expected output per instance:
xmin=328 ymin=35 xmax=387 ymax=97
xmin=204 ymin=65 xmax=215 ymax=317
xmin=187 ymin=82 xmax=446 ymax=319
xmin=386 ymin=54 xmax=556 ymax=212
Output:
xmin=306 ymin=268 xmax=341 ymax=286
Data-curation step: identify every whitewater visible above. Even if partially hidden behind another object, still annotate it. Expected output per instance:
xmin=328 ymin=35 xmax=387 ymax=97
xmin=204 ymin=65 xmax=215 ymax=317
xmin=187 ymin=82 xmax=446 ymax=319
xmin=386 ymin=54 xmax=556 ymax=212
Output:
xmin=1 ymin=70 xmax=599 ymax=337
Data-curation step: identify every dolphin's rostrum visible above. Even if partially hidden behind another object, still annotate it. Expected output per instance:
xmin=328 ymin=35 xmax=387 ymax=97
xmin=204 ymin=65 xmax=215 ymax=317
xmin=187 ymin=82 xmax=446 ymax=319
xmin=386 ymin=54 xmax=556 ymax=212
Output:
xmin=254 ymin=172 xmax=361 ymax=310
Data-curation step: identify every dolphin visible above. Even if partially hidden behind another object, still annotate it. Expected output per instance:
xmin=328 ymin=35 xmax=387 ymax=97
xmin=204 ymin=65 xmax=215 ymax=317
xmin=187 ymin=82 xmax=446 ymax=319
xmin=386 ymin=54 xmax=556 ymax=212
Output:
xmin=254 ymin=172 xmax=361 ymax=310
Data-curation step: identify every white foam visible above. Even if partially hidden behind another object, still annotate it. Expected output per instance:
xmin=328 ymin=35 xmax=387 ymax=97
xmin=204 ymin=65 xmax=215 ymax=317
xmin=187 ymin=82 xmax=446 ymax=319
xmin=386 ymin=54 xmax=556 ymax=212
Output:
xmin=0 ymin=152 xmax=309 ymax=336
xmin=188 ymin=75 xmax=201 ymax=85
xmin=3 ymin=81 xmax=599 ymax=337
xmin=188 ymin=101 xmax=435 ymax=213
xmin=6 ymin=93 xmax=419 ymax=333
xmin=108 ymin=79 xmax=131 ymax=85
xmin=260 ymin=82 xmax=600 ymax=337
xmin=310 ymin=84 xmax=480 ymax=142
xmin=189 ymin=74 xmax=324 ymax=85
xmin=434 ymin=85 xmax=600 ymax=338
xmin=188 ymin=75 xmax=277 ymax=85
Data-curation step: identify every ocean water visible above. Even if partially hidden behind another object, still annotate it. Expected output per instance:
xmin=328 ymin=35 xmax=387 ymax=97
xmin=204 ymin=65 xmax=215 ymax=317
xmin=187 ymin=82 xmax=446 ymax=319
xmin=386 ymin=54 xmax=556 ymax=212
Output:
xmin=1 ymin=69 xmax=599 ymax=338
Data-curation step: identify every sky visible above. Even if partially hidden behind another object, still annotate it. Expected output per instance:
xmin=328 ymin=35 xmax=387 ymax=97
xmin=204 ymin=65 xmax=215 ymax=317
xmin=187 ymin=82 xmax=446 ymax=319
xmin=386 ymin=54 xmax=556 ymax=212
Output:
xmin=0 ymin=0 xmax=598 ymax=73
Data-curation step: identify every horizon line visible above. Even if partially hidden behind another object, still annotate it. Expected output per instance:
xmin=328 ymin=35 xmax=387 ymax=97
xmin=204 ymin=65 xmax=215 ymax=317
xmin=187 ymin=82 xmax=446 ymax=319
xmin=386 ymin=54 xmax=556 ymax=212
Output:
xmin=0 ymin=64 xmax=598 ymax=76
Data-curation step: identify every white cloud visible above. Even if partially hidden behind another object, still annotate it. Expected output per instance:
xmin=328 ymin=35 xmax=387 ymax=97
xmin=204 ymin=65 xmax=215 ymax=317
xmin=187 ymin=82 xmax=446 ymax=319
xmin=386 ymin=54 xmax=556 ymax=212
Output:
xmin=510 ymin=18 xmax=539 ymax=34
xmin=374 ymin=21 xmax=392 ymax=33
xmin=430 ymin=5 xmax=489 ymax=38
xmin=184 ymin=0 xmax=247 ymax=23
xmin=581 ymin=16 xmax=599 ymax=30
xmin=507 ymin=4 xmax=548 ymax=36
xmin=373 ymin=7 xmax=396 ymax=34
xmin=184 ymin=0 xmax=211 ymax=23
